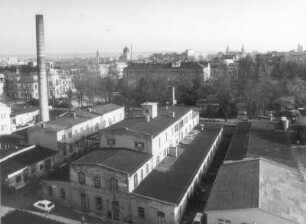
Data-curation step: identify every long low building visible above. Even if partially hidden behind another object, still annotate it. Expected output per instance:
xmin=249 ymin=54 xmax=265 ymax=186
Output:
xmin=0 ymin=145 xmax=57 ymax=191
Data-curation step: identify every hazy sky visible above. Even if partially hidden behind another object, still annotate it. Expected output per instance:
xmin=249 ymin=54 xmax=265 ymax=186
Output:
xmin=0 ymin=0 xmax=305 ymax=55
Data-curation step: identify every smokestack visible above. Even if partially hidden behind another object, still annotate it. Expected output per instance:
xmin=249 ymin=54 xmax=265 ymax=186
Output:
xmin=36 ymin=14 xmax=49 ymax=122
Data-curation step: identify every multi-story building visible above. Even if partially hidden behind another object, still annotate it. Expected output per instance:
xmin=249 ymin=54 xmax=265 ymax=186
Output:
xmin=124 ymin=62 xmax=211 ymax=85
xmin=4 ymin=66 xmax=74 ymax=100
xmin=27 ymin=104 xmax=124 ymax=164
xmin=39 ymin=103 xmax=225 ymax=223
xmin=0 ymin=103 xmax=12 ymax=135
xmin=10 ymin=106 xmax=40 ymax=132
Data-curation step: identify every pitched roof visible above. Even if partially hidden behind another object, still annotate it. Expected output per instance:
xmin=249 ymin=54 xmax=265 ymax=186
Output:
xmin=1 ymin=146 xmax=57 ymax=177
xmin=133 ymin=125 xmax=222 ymax=205
xmin=103 ymin=105 xmax=192 ymax=137
xmin=205 ymin=158 xmax=306 ymax=224
xmin=73 ymin=148 xmax=151 ymax=175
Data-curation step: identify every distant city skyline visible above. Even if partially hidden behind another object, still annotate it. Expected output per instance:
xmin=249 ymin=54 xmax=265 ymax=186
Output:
xmin=0 ymin=0 xmax=305 ymax=55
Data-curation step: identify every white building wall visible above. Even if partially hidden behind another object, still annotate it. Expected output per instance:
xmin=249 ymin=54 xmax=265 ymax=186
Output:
xmin=207 ymin=208 xmax=296 ymax=224
xmin=0 ymin=104 xmax=11 ymax=135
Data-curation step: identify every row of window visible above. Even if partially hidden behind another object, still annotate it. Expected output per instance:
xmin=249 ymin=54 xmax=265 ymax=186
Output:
xmin=78 ymin=172 xmax=119 ymax=191
xmin=62 ymin=124 xmax=99 ymax=142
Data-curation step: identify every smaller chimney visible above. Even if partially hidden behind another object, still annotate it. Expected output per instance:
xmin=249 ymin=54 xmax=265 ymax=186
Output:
xmin=166 ymin=101 xmax=169 ymax=110
xmin=145 ymin=114 xmax=150 ymax=122
xmin=73 ymin=112 xmax=76 ymax=118
xmin=170 ymin=111 xmax=175 ymax=117
xmin=41 ymin=123 xmax=46 ymax=129
xmin=172 ymin=86 xmax=177 ymax=105
xmin=88 ymin=108 xmax=92 ymax=113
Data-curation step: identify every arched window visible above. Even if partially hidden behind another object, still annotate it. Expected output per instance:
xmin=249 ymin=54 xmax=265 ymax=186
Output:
xmin=78 ymin=172 xmax=85 ymax=185
xmin=110 ymin=178 xmax=118 ymax=191
xmin=94 ymin=176 xmax=101 ymax=188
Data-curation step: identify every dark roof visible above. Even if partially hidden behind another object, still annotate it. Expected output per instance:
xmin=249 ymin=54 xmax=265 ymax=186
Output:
xmin=73 ymin=148 xmax=151 ymax=174
xmin=103 ymin=106 xmax=192 ymax=137
xmin=206 ymin=159 xmax=260 ymax=211
xmin=225 ymin=121 xmax=298 ymax=169
xmin=91 ymin=104 xmax=123 ymax=115
xmin=225 ymin=122 xmax=251 ymax=161
xmin=248 ymin=122 xmax=298 ymax=169
xmin=206 ymin=158 xmax=306 ymax=224
xmin=133 ymin=125 xmax=222 ymax=205
xmin=1 ymin=146 xmax=57 ymax=177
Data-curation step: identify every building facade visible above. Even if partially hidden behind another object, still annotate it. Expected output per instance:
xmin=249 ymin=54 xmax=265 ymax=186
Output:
xmin=0 ymin=103 xmax=12 ymax=135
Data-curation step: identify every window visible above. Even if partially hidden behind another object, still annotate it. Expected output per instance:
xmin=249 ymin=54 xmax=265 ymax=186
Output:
xmin=156 ymin=156 xmax=160 ymax=164
xmin=107 ymin=138 xmax=116 ymax=146
xmin=31 ymin=164 xmax=36 ymax=174
xmin=140 ymin=169 xmax=144 ymax=180
xmin=218 ymin=219 xmax=231 ymax=224
xmin=63 ymin=147 xmax=67 ymax=156
xmin=134 ymin=174 xmax=138 ymax=187
xmin=16 ymin=175 xmax=21 ymax=183
xmin=157 ymin=211 xmax=165 ymax=224
xmin=166 ymin=132 xmax=168 ymax=142
xmin=48 ymin=186 xmax=53 ymax=196
xmin=175 ymin=124 xmax=178 ymax=132
xmin=135 ymin=142 xmax=144 ymax=150
xmin=96 ymin=197 xmax=103 ymax=210
xmin=68 ymin=131 xmax=72 ymax=138
xmin=138 ymin=206 xmax=145 ymax=218
xmin=159 ymin=137 xmax=161 ymax=147
xmin=62 ymin=134 xmax=66 ymax=142
xmin=39 ymin=163 xmax=44 ymax=170
xmin=95 ymin=123 xmax=99 ymax=131
xmin=60 ymin=188 xmax=66 ymax=200
xmin=110 ymin=178 xmax=118 ymax=191
xmin=78 ymin=172 xmax=85 ymax=185
xmin=94 ymin=176 xmax=101 ymax=188
xmin=146 ymin=164 xmax=149 ymax=174
xmin=69 ymin=145 xmax=73 ymax=153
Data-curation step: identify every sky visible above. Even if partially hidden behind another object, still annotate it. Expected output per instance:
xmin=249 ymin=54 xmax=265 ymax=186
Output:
xmin=0 ymin=0 xmax=305 ymax=55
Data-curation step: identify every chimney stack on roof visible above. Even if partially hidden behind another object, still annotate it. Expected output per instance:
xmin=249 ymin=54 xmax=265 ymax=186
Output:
xmin=36 ymin=14 xmax=49 ymax=122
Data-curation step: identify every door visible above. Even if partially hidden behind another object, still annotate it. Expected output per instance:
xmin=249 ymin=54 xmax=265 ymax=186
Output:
xmin=112 ymin=201 xmax=119 ymax=220
xmin=80 ymin=193 xmax=87 ymax=211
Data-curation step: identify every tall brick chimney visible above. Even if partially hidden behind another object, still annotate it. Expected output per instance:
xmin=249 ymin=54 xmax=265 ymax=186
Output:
xmin=36 ymin=14 xmax=49 ymax=122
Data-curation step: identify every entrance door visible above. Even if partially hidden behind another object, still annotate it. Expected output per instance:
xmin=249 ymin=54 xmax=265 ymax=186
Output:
xmin=112 ymin=201 xmax=119 ymax=220
xmin=80 ymin=193 xmax=87 ymax=211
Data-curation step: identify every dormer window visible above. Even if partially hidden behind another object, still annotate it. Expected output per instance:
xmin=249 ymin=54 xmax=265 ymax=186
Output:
xmin=135 ymin=142 xmax=144 ymax=150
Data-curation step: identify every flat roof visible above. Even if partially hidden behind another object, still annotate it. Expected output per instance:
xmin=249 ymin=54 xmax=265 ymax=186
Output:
xmin=206 ymin=158 xmax=306 ymax=224
xmin=224 ymin=121 xmax=298 ymax=169
xmin=224 ymin=122 xmax=251 ymax=161
xmin=91 ymin=103 xmax=123 ymax=115
xmin=73 ymin=148 xmax=152 ymax=175
xmin=10 ymin=106 xmax=39 ymax=117
xmin=249 ymin=122 xmax=298 ymax=169
xmin=133 ymin=125 xmax=222 ymax=205
xmin=103 ymin=105 xmax=192 ymax=137
xmin=1 ymin=146 xmax=57 ymax=177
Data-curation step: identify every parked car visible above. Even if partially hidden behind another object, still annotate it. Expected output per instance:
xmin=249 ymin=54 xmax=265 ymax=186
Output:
xmin=33 ymin=200 xmax=55 ymax=212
